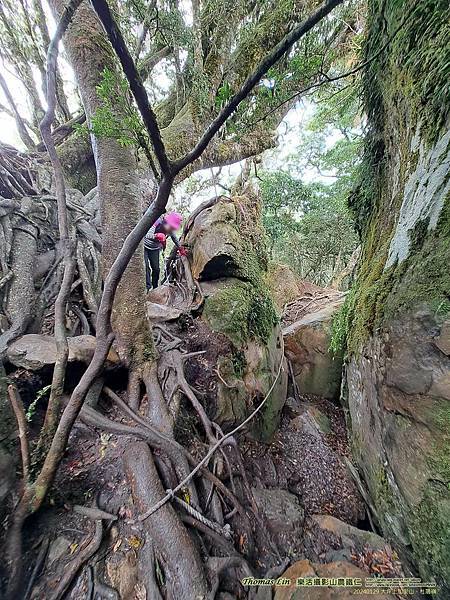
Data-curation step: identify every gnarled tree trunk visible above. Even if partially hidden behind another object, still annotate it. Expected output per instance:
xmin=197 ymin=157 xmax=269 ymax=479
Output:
xmin=49 ymin=0 xmax=149 ymax=362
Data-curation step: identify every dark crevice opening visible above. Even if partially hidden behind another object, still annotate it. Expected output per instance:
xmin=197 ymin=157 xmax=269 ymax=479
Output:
xmin=199 ymin=254 xmax=240 ymax=281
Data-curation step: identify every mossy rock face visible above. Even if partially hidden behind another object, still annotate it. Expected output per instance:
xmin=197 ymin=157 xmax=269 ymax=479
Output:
xmin=189 ymin=193 xmax=287 ymax=442
xmin=346 ymin=310 xmax=450 ymax=594
xmin=202 ymin=278 xmax=278 ymax=348
xmin=408 ymin=481 xmax=450 ymax=588
xmin=344 ymin=3 xmax=450 ymax=590
xmin=201 ymin=278 xmax=287 ymax=441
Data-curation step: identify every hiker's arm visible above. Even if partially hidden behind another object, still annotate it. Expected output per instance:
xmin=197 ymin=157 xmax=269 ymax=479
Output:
xmin=170 ymin=232 xmax=181 ymax=248
xmin=146 ymin=223 xmax=157 ymax=240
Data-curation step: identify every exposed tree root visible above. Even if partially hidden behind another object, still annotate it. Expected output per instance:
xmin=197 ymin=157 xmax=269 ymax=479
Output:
xmin=7 ymin=384 xmax=30 ymax=483
xmin=23 ymin=537 xmax=50 ymax=600
xmin=49 ymin=518 xmax=103 ymax=600
xmin=124 ymin=441 xmax=209 ymax=599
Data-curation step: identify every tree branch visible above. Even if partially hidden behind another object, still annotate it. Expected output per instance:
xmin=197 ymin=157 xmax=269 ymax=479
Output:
xmin=173 ymin=0 xmax=344 ymax=173
xmin=36 ymin=112 xmax=86 ymax=151
xmin=139 ymin=45 xmax=172 ymax=81
xmin=37 ymin=0 xmax=82 ymax=451
xmin=0 ymin=72 xmax=36 ymax=150
xmin=7 ymin=384 xmax=30 ymax=484
xmin=90 ymin=0 xmax=171 ymax=176
xmin=245 ymin=2 xmax=417 ymax=130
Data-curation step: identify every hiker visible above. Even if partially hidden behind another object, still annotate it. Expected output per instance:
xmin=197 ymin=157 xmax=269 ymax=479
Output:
xmin=144 ymin=211 xmax=187 ymax=289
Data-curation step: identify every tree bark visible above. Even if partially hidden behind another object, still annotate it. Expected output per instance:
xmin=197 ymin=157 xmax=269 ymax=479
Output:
xmin=124 ymin=442 xmax=208 ymax=599
xmin=48 ymin=0 xmax=151 ymax=362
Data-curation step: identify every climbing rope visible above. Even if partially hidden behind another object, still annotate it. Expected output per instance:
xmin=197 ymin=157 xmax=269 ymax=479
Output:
xmin=170 ymin=493 xmax=232 ymax=539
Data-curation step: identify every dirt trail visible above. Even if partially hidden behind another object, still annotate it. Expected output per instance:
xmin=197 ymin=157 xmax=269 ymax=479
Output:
xmin=7 ymin=379 xmax=399 ymax=599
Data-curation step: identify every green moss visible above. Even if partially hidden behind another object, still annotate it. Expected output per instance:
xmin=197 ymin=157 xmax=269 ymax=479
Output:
xmin=231 ymin=349 xmax=246 ymax=378
xmin=143 ymin=343 xmax=157 ymax=362
xmin=370 ymin=450 xmax=450 ymax=592
xmin=344 ymin=0 xmax=450 ymax=353
xmin=408 ymin=216 xmax=431 ymax=254
xmin=348 ymin=137 xmax=385 ymax=237
xmin=203 ymin=280 xmax=278 ymax=347
xmin=329 ymin=288 xmax=355 ymax=357
xmin=408 ymin=482 xmax=450 ymax=590
xmin=364 ymin=0 xmax=450 ymax=148
xmin=383 ymin=198 xmax=450 ymax=321
xmin=373 ymin=466 xmax=397 ymax=514
xmin=428 ymin=404 xmax=450 ymax=484
xmin=201 ymin=193 xmax=278 ymax=347
xmin=232 ymin=193 xmax=270 ymax=280
xmin=343 ymin=194 xmax=450 ymax=356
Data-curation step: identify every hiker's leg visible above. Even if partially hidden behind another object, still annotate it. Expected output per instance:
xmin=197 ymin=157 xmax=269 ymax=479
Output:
xmin=144 ymin=248 xmax=153 ymax=290
xmin=148 ymin=249 xmax=161 ymax=288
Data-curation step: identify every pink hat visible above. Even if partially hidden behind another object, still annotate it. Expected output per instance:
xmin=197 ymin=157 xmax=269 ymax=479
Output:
xmin=164 ymin=212 xmax=182 ymax=229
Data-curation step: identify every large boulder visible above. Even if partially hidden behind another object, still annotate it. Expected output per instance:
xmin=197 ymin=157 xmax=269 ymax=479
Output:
xmin=7 ymin=334 xmax=120 ymax=370
xmin=185 ymin=197 xmax=242 ymax=281
xmin=283 ymin=294 xmax=345 ymax=399
xmin=346 ymin=309 xmax=450 ymax=592
xmin=273 ymin=560 xmax=395 ymax=600
xmin=185 ymin=192 xmax=288 ymax=441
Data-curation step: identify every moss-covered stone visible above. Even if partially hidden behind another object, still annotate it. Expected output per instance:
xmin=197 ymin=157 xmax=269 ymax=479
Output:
xmin=188 ymin=192 xmax=287 ymax=442
xmin=343 ymin=167 xmax=450 ymax=358
xmin=347 ymin=307 xmax=450 ymax=596
xmin=407 ymin=482 xmax=450 ymax=588
xmin=202 ymin=279 xmax=277 ymax=347
xmin=363 ymin=0 xmax=450 ymax=151
xmin=341 ymin=0 xmax=450 ymax=357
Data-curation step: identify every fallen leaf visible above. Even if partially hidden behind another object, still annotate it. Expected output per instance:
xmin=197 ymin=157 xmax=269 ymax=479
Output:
xmin=127 ymin=535 xmax=141 ymax=549
xmin=69 ymin=543 xmax=78 ymax=554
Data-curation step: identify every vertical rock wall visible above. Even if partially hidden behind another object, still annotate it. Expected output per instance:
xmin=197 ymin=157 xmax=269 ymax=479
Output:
xmin=344 ymin=0 xmax=450 ymax=593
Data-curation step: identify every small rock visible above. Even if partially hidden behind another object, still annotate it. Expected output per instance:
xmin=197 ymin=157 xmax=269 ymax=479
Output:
xmin=322 ymin=548 xmax=353 ymax=562
xmin=307 ymin=406 xmax=332 ymax=435
xmin=146 ymin=301 xmax=182 ymax=321
xmin=291 ymin=406 xmax=331 ymax=438
xmin=47 ymin=536 xmax=71 ymax=566
xmin=311 ymin=515 xmax=388 ymax=551
xmin=252 ymin=487 xmax=304 ymax=532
